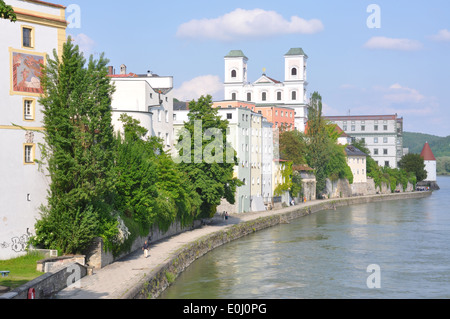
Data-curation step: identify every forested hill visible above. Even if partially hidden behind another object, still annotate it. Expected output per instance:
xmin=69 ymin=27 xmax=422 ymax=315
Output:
xmin=403 ymin=132 xmax=450 ymax=157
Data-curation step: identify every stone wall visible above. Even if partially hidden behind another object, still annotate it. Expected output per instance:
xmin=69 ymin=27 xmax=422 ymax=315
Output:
xmin=85 ymin=220 xmax=203 ymax=270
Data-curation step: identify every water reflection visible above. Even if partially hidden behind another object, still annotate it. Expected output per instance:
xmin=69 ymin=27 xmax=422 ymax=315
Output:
xmin=160 ymin=177 xmax=450 ymax=299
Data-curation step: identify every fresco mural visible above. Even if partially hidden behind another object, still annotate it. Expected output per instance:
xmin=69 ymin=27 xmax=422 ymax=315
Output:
xmin=11 ymin=51 xmax=44 ymax=94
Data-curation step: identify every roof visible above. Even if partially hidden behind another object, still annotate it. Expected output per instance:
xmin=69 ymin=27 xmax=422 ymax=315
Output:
xmin=420 ymin=142 xmax=436 ymax=161
xmin=293 ymin=164 xmax=314 ymax=172
xmin=24 ymin=0 xmax=66 ymax=9
xmin=225 ymin=50 xmax=248 ymax=59
xmin=345 ymin=145 xmax=367 ymax=157
xmin=285 ymin=48 xmax=308 ymax=57
xmin=107 ymin=73 xmax=138 ymax=78
xmin=325 ymin=114 xmax=400 ymax=121
xmin=333 ymin=124 xmax=349 ymax=137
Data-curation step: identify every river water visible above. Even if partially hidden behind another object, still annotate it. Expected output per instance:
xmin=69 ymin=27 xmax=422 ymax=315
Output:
xmin=159 ymin=176 xmax=450 ymax=299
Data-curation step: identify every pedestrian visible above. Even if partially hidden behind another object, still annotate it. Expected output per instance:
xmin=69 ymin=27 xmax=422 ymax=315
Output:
xmin=225 ymin=212 xmax=229 ymax=220
xmin=142 ymin=240 xmax=150 ymax=258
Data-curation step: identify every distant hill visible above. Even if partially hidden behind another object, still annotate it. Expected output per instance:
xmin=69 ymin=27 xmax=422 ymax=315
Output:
xmin=403 ymin=132 xmax=450 ymax=157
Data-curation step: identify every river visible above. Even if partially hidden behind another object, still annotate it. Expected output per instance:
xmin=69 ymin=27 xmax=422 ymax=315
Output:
xmin=159 ymin=176 xmax=450 ymax=299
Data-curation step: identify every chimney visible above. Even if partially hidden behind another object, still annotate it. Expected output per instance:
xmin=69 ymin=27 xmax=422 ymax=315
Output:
xmin=108 ymin=66 xmax=114 ymax=75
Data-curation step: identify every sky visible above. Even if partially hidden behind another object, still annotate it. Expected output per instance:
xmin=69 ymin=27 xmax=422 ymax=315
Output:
xmin=56 ymin=0 xmax=450 ymax=137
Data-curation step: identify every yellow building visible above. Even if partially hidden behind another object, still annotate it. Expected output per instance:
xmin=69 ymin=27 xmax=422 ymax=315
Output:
xmin=345 ymin=146 xmax=367 ymax=184
xmin=0 ymin=0 xmax=67 ymax=260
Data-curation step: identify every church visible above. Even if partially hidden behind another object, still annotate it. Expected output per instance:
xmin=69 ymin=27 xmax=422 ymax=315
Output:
xmin=223 ymin=48 xmax=309 ymax=133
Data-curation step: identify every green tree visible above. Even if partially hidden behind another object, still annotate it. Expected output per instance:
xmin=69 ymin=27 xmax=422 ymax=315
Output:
xmin=325 ymin=143 xmax=353 ymax=184
xmin=31 ymin=38 xmax=117 ymax=254
xmin=176 ymin=95 xmax=242 ymax=218
xmin=305 ymin=92 xmax=330 ymax=196
xmin=0 ymin=0 xmax=16 ymax=21
xmin=399 ymin=153 xmax=427 ymax=182
xmin=279 ymin=129 xmax=307 ymax=165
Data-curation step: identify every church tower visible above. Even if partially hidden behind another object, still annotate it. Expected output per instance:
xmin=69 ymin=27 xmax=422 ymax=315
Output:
xmin=224 ymin=50 xmax=248 ymax=100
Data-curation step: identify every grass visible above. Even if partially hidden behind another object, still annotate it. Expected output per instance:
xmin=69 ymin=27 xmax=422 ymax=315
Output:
xmin=0 ymin=252 xmax=45 ymax=290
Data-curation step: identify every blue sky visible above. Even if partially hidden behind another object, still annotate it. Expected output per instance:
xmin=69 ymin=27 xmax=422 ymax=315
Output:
xmin=56 ymin=0 xmax=450 ymax=136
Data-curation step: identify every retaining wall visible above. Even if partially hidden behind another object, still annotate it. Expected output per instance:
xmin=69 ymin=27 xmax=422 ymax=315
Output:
xmin=124 ymin=191 xmax=432 ymax=299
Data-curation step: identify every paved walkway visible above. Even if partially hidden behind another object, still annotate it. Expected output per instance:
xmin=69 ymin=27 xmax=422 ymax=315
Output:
xmin=55 ymin=203 xmax=302 ymax=299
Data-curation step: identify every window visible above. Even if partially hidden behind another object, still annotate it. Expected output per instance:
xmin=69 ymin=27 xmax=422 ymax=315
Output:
xmin=384 ymin=125 xmax=388 ymax=131
xmin=361 ymin=125 xmax=365 ymax=131
xmin=374 ymin=125 xmax=378 ymax=131
xmin=262 ymin=92 xmax=267 ymax=101
xmin=227 ymin=113 xmax=232 ymax=120
xmin=232 ymin=93 xmax=236 ymax=100
xmin=374 ymin=137 xmax=378 ymax=143
xmin=383 ymin=137 xmax=388 ymax=143
xmin=292 ymin=91 xmax=297 ymax=100
xmin=385 ymin=161 xmax=390 ymax=167
xmin=247 ymin=92 xmax=252 ymax=101
xmin=231 ymin=70 xmax=237 ymax=78
xmin=165 ymin=110 xmax=169 ymax=123
xmin=351 ymin=125 xmax=355 ymax=131
xmin=24 ymin=144 xmax=34 ymax=164
xmin=277 ymin=92 xmax=282 ymax=101
xmin=23 ymin=99 xmax=34 ymax=121
xmin=374 ymin=148 xmax=379 ymax=155
xmin=291 ymin=68 xmax=297 ymax=76
xmin=22 ymin=26 xmax=34 ymax=48
xmin=158 ymin=110 xmax=161 ymax=122
xmin=383 ymin=149 xmax=388 ymax=155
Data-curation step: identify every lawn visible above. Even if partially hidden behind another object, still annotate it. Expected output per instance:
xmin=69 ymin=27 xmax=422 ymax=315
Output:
xmin=0 ymin=252 xmax=45 ymax=290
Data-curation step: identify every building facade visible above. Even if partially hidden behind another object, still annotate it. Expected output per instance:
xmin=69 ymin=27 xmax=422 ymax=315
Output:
xmin=345 ymin=146 xmax=367 ymax=184
xmin=108 ymin=66 xmax=174 ymax=149
xmin=0 ymin=0 xmax=67 ymax=260
xmin=223 ymin=48 xmax=309 ymax=132
xmin=325 ymin=114 xmax=404 ymax=168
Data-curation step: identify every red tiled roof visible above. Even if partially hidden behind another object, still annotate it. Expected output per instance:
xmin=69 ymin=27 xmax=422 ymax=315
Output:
xmin=107 ymin=73 xmax=138 ymax=78
xmin=420 ymin=142 xmax=436 ymax=161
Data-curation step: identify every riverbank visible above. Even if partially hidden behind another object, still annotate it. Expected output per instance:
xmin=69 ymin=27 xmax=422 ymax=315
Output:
xmin=52 ymin=191 xmax=431 ymax=299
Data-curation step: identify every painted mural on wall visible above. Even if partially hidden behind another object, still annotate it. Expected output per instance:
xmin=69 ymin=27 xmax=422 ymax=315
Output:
xmin=11 ymin=51 xmax=44 ymax=94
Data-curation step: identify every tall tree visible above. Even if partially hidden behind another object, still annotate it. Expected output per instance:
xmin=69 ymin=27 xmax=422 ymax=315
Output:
xmin=32 ymin=38 xmax=117 ymax=254
xmin=0 ymin=0 xmax=16 ymax=21
xmin=176 ymin=95 xmax=242 ymax=218
xmin=279 ymin=129 xmax=307 ymax=165
xmin=305 ymin=92 xmax=330 ymax=196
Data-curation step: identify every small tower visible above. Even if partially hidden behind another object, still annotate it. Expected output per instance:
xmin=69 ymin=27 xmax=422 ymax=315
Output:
xmin=420 ymin=142 xmax=437 ymax=182
xmin=224 ymin=50 xmax=248 ymax=84
xmin=284 ymin=48 xmax=307 ymax=83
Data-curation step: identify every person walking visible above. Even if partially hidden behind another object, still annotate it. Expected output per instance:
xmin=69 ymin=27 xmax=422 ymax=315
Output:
xmin=142 ymin=240 xmax=150 ymax=258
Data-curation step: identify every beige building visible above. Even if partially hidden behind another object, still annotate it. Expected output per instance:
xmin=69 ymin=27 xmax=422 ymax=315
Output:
xmin=345 ymin=146 xmax=367 ymax=184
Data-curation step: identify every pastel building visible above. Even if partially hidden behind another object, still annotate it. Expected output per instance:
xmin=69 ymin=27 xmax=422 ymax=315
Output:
xmin=223 ymin=48 xmax=309 ymax=132
xmin=345 ymin=146 xmax=367 ymax=184
xmin=420 ymin=142 xmax=437 ymax=182
xmin=108 ymin=66 xmax=174 ymax=149
xmin=0 ymin=0 xmax=67 ymax=260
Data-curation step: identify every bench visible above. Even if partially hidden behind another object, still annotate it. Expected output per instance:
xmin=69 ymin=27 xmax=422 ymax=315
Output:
xmin=0 ymin=271 xmax=10 ymax=278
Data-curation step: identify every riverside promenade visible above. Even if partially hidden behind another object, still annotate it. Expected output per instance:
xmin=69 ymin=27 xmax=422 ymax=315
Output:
xmin=55 ymin=191 xmax=432 ymax=299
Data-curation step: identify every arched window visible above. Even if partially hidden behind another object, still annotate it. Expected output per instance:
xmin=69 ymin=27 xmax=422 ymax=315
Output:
xmin=292 ymin=91 xmax=297 ymax=100
xmin=262 ymin=92 xmax=267 ymax=101
xmin=231 ymin=70 xmax=237 ymax=78
xmin=231 ymin=92 xmax=237 ymax=100
xmin=277 ymin=91 xmax=282 ymax=101
xmin=291 ymin=68 xmax=297 ymax=76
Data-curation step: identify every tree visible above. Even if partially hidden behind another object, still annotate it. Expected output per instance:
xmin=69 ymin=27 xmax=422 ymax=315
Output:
xmin=305 ymin=92 xmax=330 ymax=196
xmin=399 ymin=153 xmax=427 ymax=182
xmin=31 ymin=38 xmax=117 ymax=254
xmin=0 ymin=0 xmax=16 ymax=22
xmin=176 ymin=95 xmax=243 ymax=218
xmin=279 ymin=129 xmax=307 ymax=165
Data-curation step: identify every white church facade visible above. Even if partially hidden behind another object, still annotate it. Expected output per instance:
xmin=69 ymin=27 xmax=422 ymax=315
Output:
xmin=223 ymin=48 xmax=309 ymax=133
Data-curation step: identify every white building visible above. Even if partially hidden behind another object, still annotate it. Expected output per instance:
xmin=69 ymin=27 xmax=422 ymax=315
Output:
xmin=325 ymin=114 xmax=404 ymax=169
xmin=0 ymin=0 xmax=67 ymax=260
xmin=108 ymin=67 xmax=174 ymax=149
xmin=224 ymin=48 xmax=309 ymax=132
xmin=420 ymin=142 xmax=437 ymax=182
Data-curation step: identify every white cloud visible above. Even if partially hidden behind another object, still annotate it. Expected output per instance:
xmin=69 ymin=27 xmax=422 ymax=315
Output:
xmin=70 ymin=33 xmax=96 ymax=55
xmin=172 ymin=75 xmax=224 ymax=101
xmin=383 ymin=83 xmax=426 ymax=104
xmin=176 ymin=8 xmax=324 ymax=41
xmin=364 ymin=36 xmax=423 ymax=51
xmin=430 ymin=29 xmax=450 ymax=42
